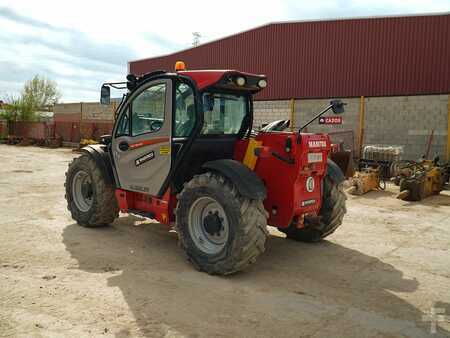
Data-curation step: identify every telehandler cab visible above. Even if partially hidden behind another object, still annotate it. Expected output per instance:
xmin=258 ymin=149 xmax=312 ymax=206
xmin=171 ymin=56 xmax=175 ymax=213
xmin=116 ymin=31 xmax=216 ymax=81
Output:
xmin=65 ymin=62 xmax=347 ymax=275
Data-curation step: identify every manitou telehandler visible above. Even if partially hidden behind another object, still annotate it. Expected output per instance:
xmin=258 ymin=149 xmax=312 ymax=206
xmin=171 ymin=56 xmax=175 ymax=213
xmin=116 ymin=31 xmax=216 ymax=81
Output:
xmin=65 ymin=62 xmax=347 ymax=275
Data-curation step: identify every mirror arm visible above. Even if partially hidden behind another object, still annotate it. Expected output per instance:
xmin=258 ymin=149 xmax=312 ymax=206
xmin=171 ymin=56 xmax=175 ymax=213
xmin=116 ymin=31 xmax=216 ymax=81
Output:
xmin=103 ymin=82 xmax=128 ymax=90
xmin=299 ymin=104 xmax=333 ymax=132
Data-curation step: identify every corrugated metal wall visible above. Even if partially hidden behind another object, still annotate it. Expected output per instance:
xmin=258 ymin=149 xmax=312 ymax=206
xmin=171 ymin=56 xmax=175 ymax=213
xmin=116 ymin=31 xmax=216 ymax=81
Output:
xmin=129 ymin=14 xmax=450 ymax=100
xmin=9 ymin=122 xmax=55 ymax=140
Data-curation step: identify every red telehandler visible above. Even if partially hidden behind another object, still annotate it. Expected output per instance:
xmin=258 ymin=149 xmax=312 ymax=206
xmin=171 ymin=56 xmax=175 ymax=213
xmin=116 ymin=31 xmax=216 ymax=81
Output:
xmin=65 ymin=62 xmax=347 ymax=274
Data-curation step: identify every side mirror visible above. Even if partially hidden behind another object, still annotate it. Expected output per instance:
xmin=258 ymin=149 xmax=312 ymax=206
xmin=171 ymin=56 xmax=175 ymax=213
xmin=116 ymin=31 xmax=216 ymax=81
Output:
xmin=331 ymin=100 xmax=345 ymax=114
xmin=100 ymin=85 xmax=110 ymax=105
xmin=203 ymin=94 xmax=215 ymax=111
xmin=126 ymin=74 xmax=137 ymax=91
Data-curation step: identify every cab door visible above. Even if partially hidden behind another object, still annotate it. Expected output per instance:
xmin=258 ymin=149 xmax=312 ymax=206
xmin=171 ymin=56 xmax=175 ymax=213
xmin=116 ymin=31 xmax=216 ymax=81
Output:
xmin=111 ymin=79 xmax=172 ymax=195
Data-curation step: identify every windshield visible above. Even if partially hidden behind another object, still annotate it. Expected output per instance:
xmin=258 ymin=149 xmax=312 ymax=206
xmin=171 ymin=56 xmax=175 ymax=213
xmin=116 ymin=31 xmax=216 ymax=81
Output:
xmin=201 ymin=92 xmax=247 ymax=135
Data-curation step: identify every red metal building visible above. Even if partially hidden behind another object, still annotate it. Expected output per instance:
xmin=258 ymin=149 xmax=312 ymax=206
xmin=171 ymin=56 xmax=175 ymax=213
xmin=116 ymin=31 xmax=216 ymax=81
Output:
xmin=129 ymin=13 xmax=450 ymax=100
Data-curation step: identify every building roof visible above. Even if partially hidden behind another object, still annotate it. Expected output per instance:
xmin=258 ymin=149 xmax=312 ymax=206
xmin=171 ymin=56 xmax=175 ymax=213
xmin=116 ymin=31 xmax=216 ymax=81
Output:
xmin=129 ymin=13 xmax=450 ymax=100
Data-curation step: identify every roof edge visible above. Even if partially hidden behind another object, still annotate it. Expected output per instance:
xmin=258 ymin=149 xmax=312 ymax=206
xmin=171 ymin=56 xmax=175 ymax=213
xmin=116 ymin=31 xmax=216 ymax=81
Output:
xmin=128 ymin=11 xmax=450 ymax=65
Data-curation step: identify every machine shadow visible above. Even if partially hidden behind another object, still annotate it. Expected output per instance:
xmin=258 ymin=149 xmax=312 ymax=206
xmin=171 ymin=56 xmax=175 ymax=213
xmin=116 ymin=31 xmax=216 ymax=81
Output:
xmin=62 ymin=216 xmax=447 ymax=337
xmin=351 ymin=188 xmax=397 ymax=200
xmin=419 ymin=193 xmax=450 ymax=207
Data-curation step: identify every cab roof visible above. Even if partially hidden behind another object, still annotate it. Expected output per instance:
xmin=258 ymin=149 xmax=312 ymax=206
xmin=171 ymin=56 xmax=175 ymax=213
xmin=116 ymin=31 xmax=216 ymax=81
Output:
xmin=179 ymin=70 xmax=267 ymax=91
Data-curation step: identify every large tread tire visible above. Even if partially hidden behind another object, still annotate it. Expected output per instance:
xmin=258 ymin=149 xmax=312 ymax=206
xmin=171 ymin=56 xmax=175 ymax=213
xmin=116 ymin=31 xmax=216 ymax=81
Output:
xmin=280 ymin=176 xmax=346 ymax=242
xmin=65 ymin=153 xmax=119 ymax=227
xmin=175 ymin=172 xmax=268 ymax=275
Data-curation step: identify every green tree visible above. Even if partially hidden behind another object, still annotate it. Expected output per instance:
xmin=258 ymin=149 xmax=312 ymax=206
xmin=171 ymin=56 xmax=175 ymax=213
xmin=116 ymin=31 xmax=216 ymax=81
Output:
xmin=0 ymin=75 xmax=60 ymax=122
xmin=22 ymin=75 xmax=61 ymax=110
xmin=0 ymin=95 xmax=35 ymax=122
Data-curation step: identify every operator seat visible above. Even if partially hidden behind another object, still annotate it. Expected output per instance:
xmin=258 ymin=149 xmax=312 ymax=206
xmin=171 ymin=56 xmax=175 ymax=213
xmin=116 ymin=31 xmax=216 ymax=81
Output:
xmin=176 ymin=104 xmax=196 ymax=137
xmin=171 ymin=103 xmax=238 ymax=192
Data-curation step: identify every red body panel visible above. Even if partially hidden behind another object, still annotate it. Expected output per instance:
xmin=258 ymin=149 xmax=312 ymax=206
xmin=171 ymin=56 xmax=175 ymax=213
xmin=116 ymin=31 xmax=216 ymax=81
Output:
xmin=235 ymin=132 xmax=331 ymax=228
xmin=179 ymin=70 xmax=229 ymax=90
xmin=115 ymin=189 xmax=172 ymax=225
xmin=116 ymin=132 xmax=330 ymax=228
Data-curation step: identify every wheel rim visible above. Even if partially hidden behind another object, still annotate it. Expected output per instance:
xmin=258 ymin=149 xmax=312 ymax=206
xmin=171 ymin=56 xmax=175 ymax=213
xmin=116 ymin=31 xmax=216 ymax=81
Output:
xmin=188 ymin=196 xmax=229 ymax=255
xmin=72 ymin=170 xmax=93 ymax=212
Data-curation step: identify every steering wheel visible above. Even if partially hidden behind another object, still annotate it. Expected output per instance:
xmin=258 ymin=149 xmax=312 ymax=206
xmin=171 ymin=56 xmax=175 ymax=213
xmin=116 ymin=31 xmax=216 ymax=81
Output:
xmin=150 ymin=120 xmax=163 ymax=131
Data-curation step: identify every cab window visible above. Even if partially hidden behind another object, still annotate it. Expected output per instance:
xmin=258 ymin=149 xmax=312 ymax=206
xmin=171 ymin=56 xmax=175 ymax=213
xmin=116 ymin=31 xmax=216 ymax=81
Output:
xmin=202 ymin=93 xmax=247 ymax=135
xmin=174 ymin=83 xmax=196 ymax=137
xmin=131 ymin=83 xmax=166 ymax=136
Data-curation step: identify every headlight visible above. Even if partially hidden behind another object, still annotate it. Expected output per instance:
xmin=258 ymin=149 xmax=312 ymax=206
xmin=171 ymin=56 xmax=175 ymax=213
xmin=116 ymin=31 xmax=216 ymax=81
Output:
xmin=258 ymin=79 xmax=267 ymax=88
xmin=235 ymin=76 xmax=246 ymax=86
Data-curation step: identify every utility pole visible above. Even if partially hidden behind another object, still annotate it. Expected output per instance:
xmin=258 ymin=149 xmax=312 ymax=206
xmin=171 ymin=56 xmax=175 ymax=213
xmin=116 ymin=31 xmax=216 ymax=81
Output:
xmin=192 ymin=32 xmax=201 ymax=47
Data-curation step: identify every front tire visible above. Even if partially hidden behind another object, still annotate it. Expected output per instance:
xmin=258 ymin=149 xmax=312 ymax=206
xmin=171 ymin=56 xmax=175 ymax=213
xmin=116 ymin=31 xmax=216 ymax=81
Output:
xmin=175 ymin=172 xmax=268 ymax=275
xmin=279 ymin=176 xmax=346 ymax=242
xmin=65 ymin=153 xmax=119 ymax=227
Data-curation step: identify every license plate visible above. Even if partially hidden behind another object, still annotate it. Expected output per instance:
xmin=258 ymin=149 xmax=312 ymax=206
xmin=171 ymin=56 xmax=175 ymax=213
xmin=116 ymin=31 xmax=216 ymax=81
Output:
xmin=308 ymin=153 xmax=323 ymax=163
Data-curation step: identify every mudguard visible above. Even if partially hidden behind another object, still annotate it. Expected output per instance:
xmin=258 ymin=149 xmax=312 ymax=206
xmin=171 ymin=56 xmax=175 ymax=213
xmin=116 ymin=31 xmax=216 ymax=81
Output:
xmin=202 ymin=159 xmax=267 ymax=200
xmin=327 ymin=158 xmax=345 ymax=185
xmin=81 ymin=144 xmax=115 ymax=185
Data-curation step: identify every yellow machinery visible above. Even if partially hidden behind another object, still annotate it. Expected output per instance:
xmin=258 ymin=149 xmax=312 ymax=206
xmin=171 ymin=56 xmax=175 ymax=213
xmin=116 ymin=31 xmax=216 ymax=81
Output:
xmin=347 ymin=167 xmax=382 ymax=195
xmin=395 ymin=159 xmax=446 ymax=201
xmin=79 ymin=138 xmax=98 ymax=147
xmin=73 ymin=139 xmax=98 ymax=153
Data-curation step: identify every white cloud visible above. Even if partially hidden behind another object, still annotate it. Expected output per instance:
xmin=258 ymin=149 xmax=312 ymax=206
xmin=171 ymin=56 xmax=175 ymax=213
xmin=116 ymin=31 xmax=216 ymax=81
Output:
xmin=0 ymin=0 xmax=448 ymax=102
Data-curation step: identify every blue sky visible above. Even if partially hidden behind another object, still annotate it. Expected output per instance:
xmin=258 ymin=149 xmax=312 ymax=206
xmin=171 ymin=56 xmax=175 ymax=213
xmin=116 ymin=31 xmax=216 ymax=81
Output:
xmin=0 ymin=0 xmax=449 ymax=102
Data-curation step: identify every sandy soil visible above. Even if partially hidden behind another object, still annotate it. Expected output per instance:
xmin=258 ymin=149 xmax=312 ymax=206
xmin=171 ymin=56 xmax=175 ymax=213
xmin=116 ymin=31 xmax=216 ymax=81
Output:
xmin=0 ymin=144 xmax=449 ymax=338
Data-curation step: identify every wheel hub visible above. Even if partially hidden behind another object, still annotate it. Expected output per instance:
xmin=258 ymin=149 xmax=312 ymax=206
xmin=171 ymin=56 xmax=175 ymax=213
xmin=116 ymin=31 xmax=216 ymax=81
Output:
xmin=72 ymin=170 xmax=93 ymax=212
xmin=81 ymin=181 xmax=93 ymax=199
xmin=203 ymin=211 xmax=224 ymax=236
xmin=188 ymin=196 xmax=230 ymax=255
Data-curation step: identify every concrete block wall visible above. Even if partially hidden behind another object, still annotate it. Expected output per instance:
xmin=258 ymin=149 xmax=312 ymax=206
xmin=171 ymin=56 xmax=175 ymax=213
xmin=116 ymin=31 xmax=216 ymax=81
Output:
xmin=53 ymin=103 xmax=81 ymax=122
xmin=53 ymin=103 xmax=81 ymax=115
xmin=365 ymin=95 xmax=448 ymax=161
xmin=296 ymin=97 xmax=360 ymax=153
xmin=54 ymin=102 xmax=115 ymax=123
xmin=253 ymin=100 xmax=290 ymax=127
xmin=81 ymin=102 xmax=114 ymax=122
xmin=254 ymin=94 xmax=449 ymax=161
xmin=53 ymin=102 xmax=115 ymax=142
xmin=253 ymin=97 xmax=360 ymax=152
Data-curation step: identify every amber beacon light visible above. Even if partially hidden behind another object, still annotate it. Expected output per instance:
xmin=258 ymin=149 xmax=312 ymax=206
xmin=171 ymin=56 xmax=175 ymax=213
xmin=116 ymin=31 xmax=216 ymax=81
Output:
xmin=175 ymin=61 xmax=186 ymax=71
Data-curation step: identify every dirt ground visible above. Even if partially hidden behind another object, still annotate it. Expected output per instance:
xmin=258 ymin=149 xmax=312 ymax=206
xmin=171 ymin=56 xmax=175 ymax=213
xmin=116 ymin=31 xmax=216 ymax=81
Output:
xmin=0 ymin=144 xmax=449 ymax=338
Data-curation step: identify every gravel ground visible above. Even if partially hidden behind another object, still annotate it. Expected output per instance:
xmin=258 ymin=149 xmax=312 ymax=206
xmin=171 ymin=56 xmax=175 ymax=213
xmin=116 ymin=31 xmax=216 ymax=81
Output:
xmin=0 ymin=144 xmax=449 ymax=338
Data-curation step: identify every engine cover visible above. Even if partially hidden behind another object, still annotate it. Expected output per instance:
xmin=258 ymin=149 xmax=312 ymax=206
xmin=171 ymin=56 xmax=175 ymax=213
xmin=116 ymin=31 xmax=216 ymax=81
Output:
xmin=238 ymin=132 xmax=331 ymax=228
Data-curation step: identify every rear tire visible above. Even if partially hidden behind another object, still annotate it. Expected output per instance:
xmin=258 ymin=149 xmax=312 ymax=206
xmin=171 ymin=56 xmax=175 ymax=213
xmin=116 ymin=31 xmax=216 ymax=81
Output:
xmin=65 ymin=153 xmax=119 ymax=227
xmin=175 ymin=172 xmax=268 ymax=275
xmin=279 ymin=176 xmax=346 ymax=242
